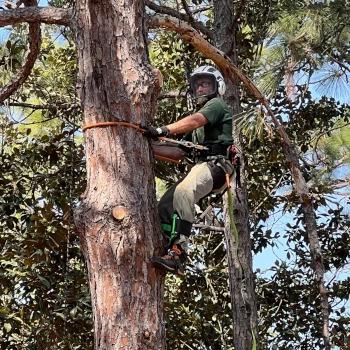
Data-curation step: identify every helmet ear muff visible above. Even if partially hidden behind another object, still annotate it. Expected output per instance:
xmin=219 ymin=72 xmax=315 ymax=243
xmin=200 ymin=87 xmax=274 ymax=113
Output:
xmin=216 ymin=76 xmax=226 ymax=96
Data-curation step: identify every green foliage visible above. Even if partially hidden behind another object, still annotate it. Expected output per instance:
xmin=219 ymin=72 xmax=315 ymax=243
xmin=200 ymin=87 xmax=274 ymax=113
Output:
xmin=253 ymin=1 xmax=350 ymax=99
xmin=0 ymin=118 xmax=91 ymax=349
xmin=0 ymin=1 xmax=349 ymax=349
xmin=255 ymin=204 xmax=350 ymax=349
xmin=316 ymin=121 xmax=350 ymax=166
xmin=165 ymin=234 xmax=234 ymax=350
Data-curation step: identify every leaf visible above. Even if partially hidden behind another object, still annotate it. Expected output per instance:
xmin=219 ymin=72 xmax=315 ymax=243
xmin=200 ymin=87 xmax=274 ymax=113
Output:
xmin=70 ymin=306 xmax=78 ymax=318
xmin=38 ymin=275 xmax=50 ymax=288
xmin=4 ymin=322 xmax=12 ymax=333
xmin=54 ymin=312 xmax=66 ymax=320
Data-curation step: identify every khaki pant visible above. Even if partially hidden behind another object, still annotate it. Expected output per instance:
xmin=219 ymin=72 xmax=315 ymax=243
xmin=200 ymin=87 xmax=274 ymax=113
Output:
xmin=158 ymin=159 xmax=234 ymax=237
xmin=173 ymin=162 xmax=214 ymax=222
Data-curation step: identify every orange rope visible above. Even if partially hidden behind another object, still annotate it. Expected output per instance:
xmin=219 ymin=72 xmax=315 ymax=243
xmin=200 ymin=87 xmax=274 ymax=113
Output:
xmin=82 ymin=121 xmax=145 ymax=133
xmin=155 ymin=154 xmax=181 ymax=164
xmin=82 ymin=121 xmax=185 ymax=164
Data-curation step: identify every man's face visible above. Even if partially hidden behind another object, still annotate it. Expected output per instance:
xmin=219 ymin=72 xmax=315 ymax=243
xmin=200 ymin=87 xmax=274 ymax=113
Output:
xmin=194 ymin=77 xmax=215 ymax=97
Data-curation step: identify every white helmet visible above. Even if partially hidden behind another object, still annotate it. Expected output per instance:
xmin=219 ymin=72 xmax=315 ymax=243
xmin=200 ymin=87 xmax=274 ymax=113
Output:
xmin=190 ymin=65 xmax=226 ymax=99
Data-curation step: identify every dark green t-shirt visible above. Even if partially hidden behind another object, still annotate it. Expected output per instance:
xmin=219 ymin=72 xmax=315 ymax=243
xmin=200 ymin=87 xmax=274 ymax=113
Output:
xmin=192 ymin=97 xmax=233 ymax=145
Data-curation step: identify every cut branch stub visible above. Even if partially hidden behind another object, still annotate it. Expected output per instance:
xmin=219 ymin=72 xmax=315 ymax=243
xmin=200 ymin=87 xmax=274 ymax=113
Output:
xmin=112 ymin=206 xmax=128 ymax=221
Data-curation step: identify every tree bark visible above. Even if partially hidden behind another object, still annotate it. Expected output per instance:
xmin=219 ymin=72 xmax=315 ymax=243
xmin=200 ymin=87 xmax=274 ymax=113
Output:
xmin=73 ymin=1 xmax=165 ymax=349
xmin=213 ymin=1 xmax=258 ymax=349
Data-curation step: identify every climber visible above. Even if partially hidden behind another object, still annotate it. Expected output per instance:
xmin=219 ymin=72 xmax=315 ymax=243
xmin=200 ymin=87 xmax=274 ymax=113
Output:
xmin=144 ymin=65 xmax=235 ymax=276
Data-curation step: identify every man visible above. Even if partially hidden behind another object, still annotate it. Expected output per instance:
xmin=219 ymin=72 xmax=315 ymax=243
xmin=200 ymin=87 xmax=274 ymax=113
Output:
xmin=145 ymin=65 xmax=234 ymax=276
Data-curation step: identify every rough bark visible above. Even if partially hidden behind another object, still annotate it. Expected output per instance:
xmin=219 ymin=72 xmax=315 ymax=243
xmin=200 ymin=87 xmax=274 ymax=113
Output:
xmin=73 ymin=1 xmax=165 ymax=349
xmin=213 ymin=1 xmax=258 ymax=349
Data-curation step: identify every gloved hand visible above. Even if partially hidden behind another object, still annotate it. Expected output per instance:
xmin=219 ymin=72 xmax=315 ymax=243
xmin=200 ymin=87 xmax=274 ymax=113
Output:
xmin=143 ymin=125 xmax=170 ymax=139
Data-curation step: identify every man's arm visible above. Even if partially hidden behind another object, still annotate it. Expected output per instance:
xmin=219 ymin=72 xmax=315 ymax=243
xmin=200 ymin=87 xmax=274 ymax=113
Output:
xmin=166 ymin=112 xmax=208 ymax=135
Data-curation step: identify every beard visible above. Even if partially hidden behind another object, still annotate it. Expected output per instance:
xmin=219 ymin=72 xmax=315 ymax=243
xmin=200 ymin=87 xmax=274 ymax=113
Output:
xmin=195 ymin=95 xmax=210 ymax=107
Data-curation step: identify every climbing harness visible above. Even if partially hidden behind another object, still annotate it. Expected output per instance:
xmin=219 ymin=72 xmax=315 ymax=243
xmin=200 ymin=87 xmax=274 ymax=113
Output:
xmin=161 ymin=212 xmax=179 ymax=245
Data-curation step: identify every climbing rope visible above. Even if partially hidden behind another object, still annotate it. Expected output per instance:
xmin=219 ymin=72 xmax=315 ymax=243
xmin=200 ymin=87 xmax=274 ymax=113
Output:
xmin=82 ymin=120 xmax=209 ymax=152
xmin=82 ymin=121 xmax=144 ymax=133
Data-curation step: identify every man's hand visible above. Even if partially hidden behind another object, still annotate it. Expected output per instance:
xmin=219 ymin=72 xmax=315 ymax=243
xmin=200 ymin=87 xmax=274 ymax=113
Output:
xmin=143 ymin=125 xmax=170 ymax=139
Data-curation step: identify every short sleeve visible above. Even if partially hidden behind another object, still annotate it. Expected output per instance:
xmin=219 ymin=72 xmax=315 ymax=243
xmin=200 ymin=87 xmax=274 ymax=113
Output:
xmin=197 ymin=98 xmax=223 ymax=125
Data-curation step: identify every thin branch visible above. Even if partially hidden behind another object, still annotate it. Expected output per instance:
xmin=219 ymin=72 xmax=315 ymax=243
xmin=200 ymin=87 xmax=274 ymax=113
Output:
xmin=253 ymin=174 xmax=287 ymax=214
xmin=330 ymin=180 xmax=350 ymax=190
xmin=0 ymin=6 xmax=72 ymax=26
xmin=1 ymin=101 xmax=79 ymax=110
xmin=193 ymin=223 xmax=224 ymax=232
xmin=0 ymin=1 xmax=41 ymax=103
xmin=180 ymin=0 xmax=194 ymax=23
xmin=191 ymin=4 xmax=212 ymax=14
xmin=233 ymin=0 xmax=247 ymax=24
xmin=145 ymin=1 xmax=213 ymax=39
xmin=159 ymin=90 xmax=186 ymax=99
xmin=1 ymin=100 xmax=81 ymax=129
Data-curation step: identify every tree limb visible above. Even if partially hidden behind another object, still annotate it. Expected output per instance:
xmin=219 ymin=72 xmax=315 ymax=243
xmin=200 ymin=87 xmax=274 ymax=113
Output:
xmin=0 ymin=6 xmax=72 ymax=26
xmin=180 ymin=0 xmax=194 ymax=23
xmin=1 ymin=100 xmax=79 ymax=110
xmin=145 ymin=0 xmax=213 ymax=39
xmin=147 ymin=14 xmax=266 ymax=101
xmin=191 ymin=5 xmax=212 ymax=14
xmin=193 ymin=223 xmax=224 ymax=232
xmin=0 ymin=1 xmax=42 ymax=103
xmin=159 ymin=90 xmax=186 ymax=99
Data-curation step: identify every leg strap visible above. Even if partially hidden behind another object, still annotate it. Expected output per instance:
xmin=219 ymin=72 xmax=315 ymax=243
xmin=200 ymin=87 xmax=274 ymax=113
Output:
xmin=161 ymin=213 xmax=192 ymax=249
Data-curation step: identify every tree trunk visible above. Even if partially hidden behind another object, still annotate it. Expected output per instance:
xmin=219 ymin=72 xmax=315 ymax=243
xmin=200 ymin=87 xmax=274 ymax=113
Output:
xmin=73 ymin=1 xmax=165 ymax=349
xmin=213 ymin=1 xmax=258 ymax=349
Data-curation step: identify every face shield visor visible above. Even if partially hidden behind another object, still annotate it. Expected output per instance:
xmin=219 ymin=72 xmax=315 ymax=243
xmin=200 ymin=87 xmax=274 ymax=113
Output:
xmin=190 ymin=74 xmax=217 ymax=99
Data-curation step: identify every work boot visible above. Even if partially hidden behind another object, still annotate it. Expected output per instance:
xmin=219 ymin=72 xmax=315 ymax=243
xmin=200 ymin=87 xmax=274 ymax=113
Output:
xmin=151 ymin=244 xmax=187 ymax=276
